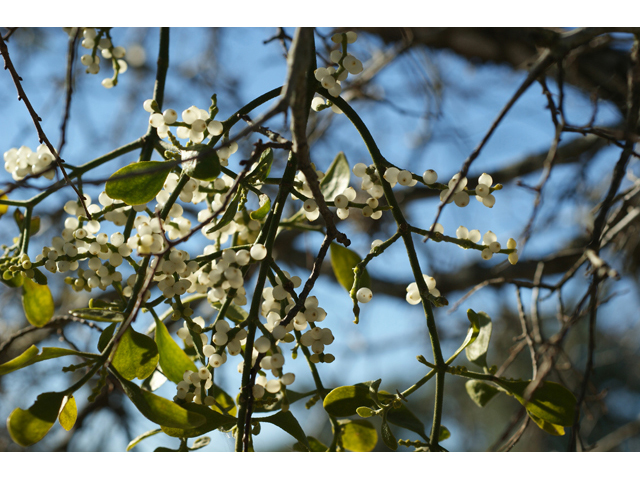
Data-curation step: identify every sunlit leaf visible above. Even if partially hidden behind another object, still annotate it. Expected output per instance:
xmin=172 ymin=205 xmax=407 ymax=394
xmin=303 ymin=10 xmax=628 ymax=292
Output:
xmin=13 ymin=209 xmax=40 ymax=237
xmin=22 ymin=277 xmax=54 ymax=327
xmin=191 ymin=436 xmax=211 ymax=450
xmin=323 ymin=384 xmax=374 ymax=417
xmin=58 ymin=395 xmax=77 ymax=431
xmin=260 ymin=411 xmax=310 ymax=451
xmin=154 ymin=318 xmax=197 ymax=384
xmin=209 ymin=385 xmax=237 ymax=417
xmin=181 ymin=145 xmax=220 ymax=181
xmin=112 ymin=369 xmax=206 ymax=429
xmin=528 ymin=412 xmax=566 ymax=436
xmin=432 ymin=425 xmax=451 ymax=441
xmin=465 ymin=380 xmax=500 ymax=408
xmin=0 ymin=193 xmax=8 ymax=217
xmin=445 ymin=309 xmax=481 ymax=364
xmin=330 ymin=243 xmax=370 ymax=292
xmin=111 ymin=327 xmax=159 ymax=381
xmin=105 ymin=161 xmax=171 ymax=206
xmin=341 ymin=419 xmax=378 ymax=452
xmin=7 ymin=392 xmax=65 ymax=447
xmin=161 ymin=403 xmax=235 ymax=438
xmin=495 ymin=379 xmax=577 ymax=427
xmin=0 ymin=345 xmax=98 ymax=377
xmin=250 ymin=194 xmax=271 ymax=220
xmin=69 ymin=308 xmax=125 ymax=323
xmin=246 ymin=147 xmax=273 ymax=183
xmin=294 ymin=436 xmax=328 ymax=452
xmin=126 ymin=428 xmax=162 ymax=451
xmin=320 ymin=151 xmax=351 ymax=201
xmin=465 ymin=311 xmax=492 ymax=370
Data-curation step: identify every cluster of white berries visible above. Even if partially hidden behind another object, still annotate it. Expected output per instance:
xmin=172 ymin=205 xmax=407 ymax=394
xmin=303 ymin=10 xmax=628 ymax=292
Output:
xmin=144 ymin=100 xmax=236 ymax=155
xmin=406 ymin=275 xmax=440 ymax=305
xmin=292 ymin=165 xmax=325 ymax=221
xmin=440 ymin=173 xmax=497 ymax=209
xmin=64 ymin=28 xmax=128 ymax=89
xmin=454 ymin=226 xmax=519 ymax=264
xmin=312 ymin=31 xmax=364 ymax=114
xmin=3 ymin=145 xmax=56 ymax=181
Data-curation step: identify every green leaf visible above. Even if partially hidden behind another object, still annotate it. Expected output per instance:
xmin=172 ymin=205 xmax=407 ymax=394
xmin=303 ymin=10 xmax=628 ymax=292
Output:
xmin=380 ymin=417 xmax=398 ymax=451
xmin=126 ymin=428 xmax=162 ymax=451
xmin=341 ymin=419 xmax=378 ymax=452
xmin=161 ymin=403 xmax=236 ymax=438
xmin=445 ymin=309 xmax=481 ymax=365
xmin=206 ymin=191 xmax=241 ymax=234
xmin=154 ymin=318 xmax=197 ymax=384
xmin=0 ymin=345 xmax=98 ymax=376
xmin=250 ymin=194 xmax=271 ymax=220
xmin=323 ymin=384 xmax=374 ymax=417
xmin=465 ymin=380 xmax=500 ymax=408
xmin=58 ymin=396 xmax=77 ymax=431
xmin=13 ymin=209 xmax=40 ymax=237
xmin=465 ymin=311 xmax=492 ymax=370
xmin=181 ymin=145 xmax=220 ymax=181
xmin=112 ymin=369 xmax=206 ymax=429
xmin=98 ymin=323 xmax=116 ymax=352
xmin=294 ymin=436 xmax=328 ymax=452
xmin=356 ymin=407 xmax=374 ymax=418
xmin=69 ymin=308 xmax=125 ymax=323
xmin=386 ymin=401 xmax=428 ymax=440
xmin=495 ymin=379 xmax=577 ymax=427
xmin=105 ymin=161 xmax=171 ymax=206
xmin=190 ymin=436 xmax=211 ymax=450
xmin=330 ymin=243 xmax=371 ymax=292
xmin=320 ymin=151 xmax=351 ymax=201
xmin=246 ymin=148 xmax=273 ymax=183
xmin=111 ymin=327 xmax=159 ymax=381
xmin=209 ymin=385 xmax=237 ymax=417
xmin=7 ymin=391 xmax=65 ymax=446
xmin=259 ymin=410 xmax=310 ymax=451
xmin=528 ymin=412 xmax=566 ymax=436
xmin=22 ymin=277 xmax=54 ymax=327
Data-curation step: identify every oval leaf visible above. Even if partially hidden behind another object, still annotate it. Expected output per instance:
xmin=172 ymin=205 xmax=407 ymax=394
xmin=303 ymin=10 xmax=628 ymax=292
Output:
xmin=112 ymin=327 xmax=159 ymax=381
xmin=113 ymin=369 xmax=206 ymax=429
xmin=250 ymin=194 xmax=271 ymax=220
xmin=22 ymin=277 xmax=54 ymax=327
xmin=528 ymin=412 xmax=566 ymax=436
xmin=320 ymin=151 xmax=351 ymax=201
xmin=380 ymin=418 xmax=398 ymax=451
xmin=465 ymin=311 xmax=492 ymax=370
xmin=105 ymin=161 xmax=171 ymax=206
xmin=330 ymin=243 xmax=371 ymax=292
xmin=58 ymin=395 xmax=77 ymax=431
xmin=341 ymin=419 xmax=378 ymax=452
xmin=465 ymin=380 xmax=500 ymax=408
xmin=0 ymin=345 xmax=98 ymax=377
xmin=161 ymin=403 xmax=236 ymax=438
xmin=181 ymin=145 xmax=220 ymax=181
xmin=154 ymin=318 xmax=197 ymax=384
xmin=8 ymin=392 xmax=65 ymax=447
xmin=323 ymin=384 xmax=374 ymax=417
xmin=495 ymin=379 xmax=577 ymax=427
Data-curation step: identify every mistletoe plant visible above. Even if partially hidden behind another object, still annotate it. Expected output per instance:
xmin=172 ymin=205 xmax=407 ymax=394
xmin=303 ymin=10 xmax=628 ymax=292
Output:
xmin=0 ymin=27 xmax=578 ymax=452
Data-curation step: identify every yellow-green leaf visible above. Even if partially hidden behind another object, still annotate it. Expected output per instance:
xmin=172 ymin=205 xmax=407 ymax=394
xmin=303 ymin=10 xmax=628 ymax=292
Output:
xmin=112 ymin=369 xmax=206 ymax=429
xmin=105 ymin=161 xmax=172 ymax=206
xmin=330 ymin=243 xmax=370 ymax=292
xmin=21 ymin=277 xmax=54 ymax=327
xmin=495 ymin=379 xmax=577 ymax=427
xmin=528 ymin=412 xmax=566 ymax=436
xmin=160 ymin=403 xmax=235 ymax=438
xmin=112 ymin=327 xmax=159 ymax=381
xmin=126 ymin=428 xmax=162 ymax=451
xmin=250 ymin=194 xmax=271 ymax=220
xmin=58 ymin=396 xmax=77 ymax=431
xmin=323 ymin=384 xmax=374 ymax=417
xmin=465 ymin=380 xmax=500 ymax=407
xmin=8 ymin=392 xmax=65 ymax=447
xmin=0 ymin=193 xmax=8 ymax=217
xmin=341 ymin=419 xmax=377 ymax=452
xmin=0 ymin=345 xmax=98 ymax=377
xmin=154 ymin=318 xmax=197 ymax=384
xmin=70 ymin=308 xmax=125 ymax=323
